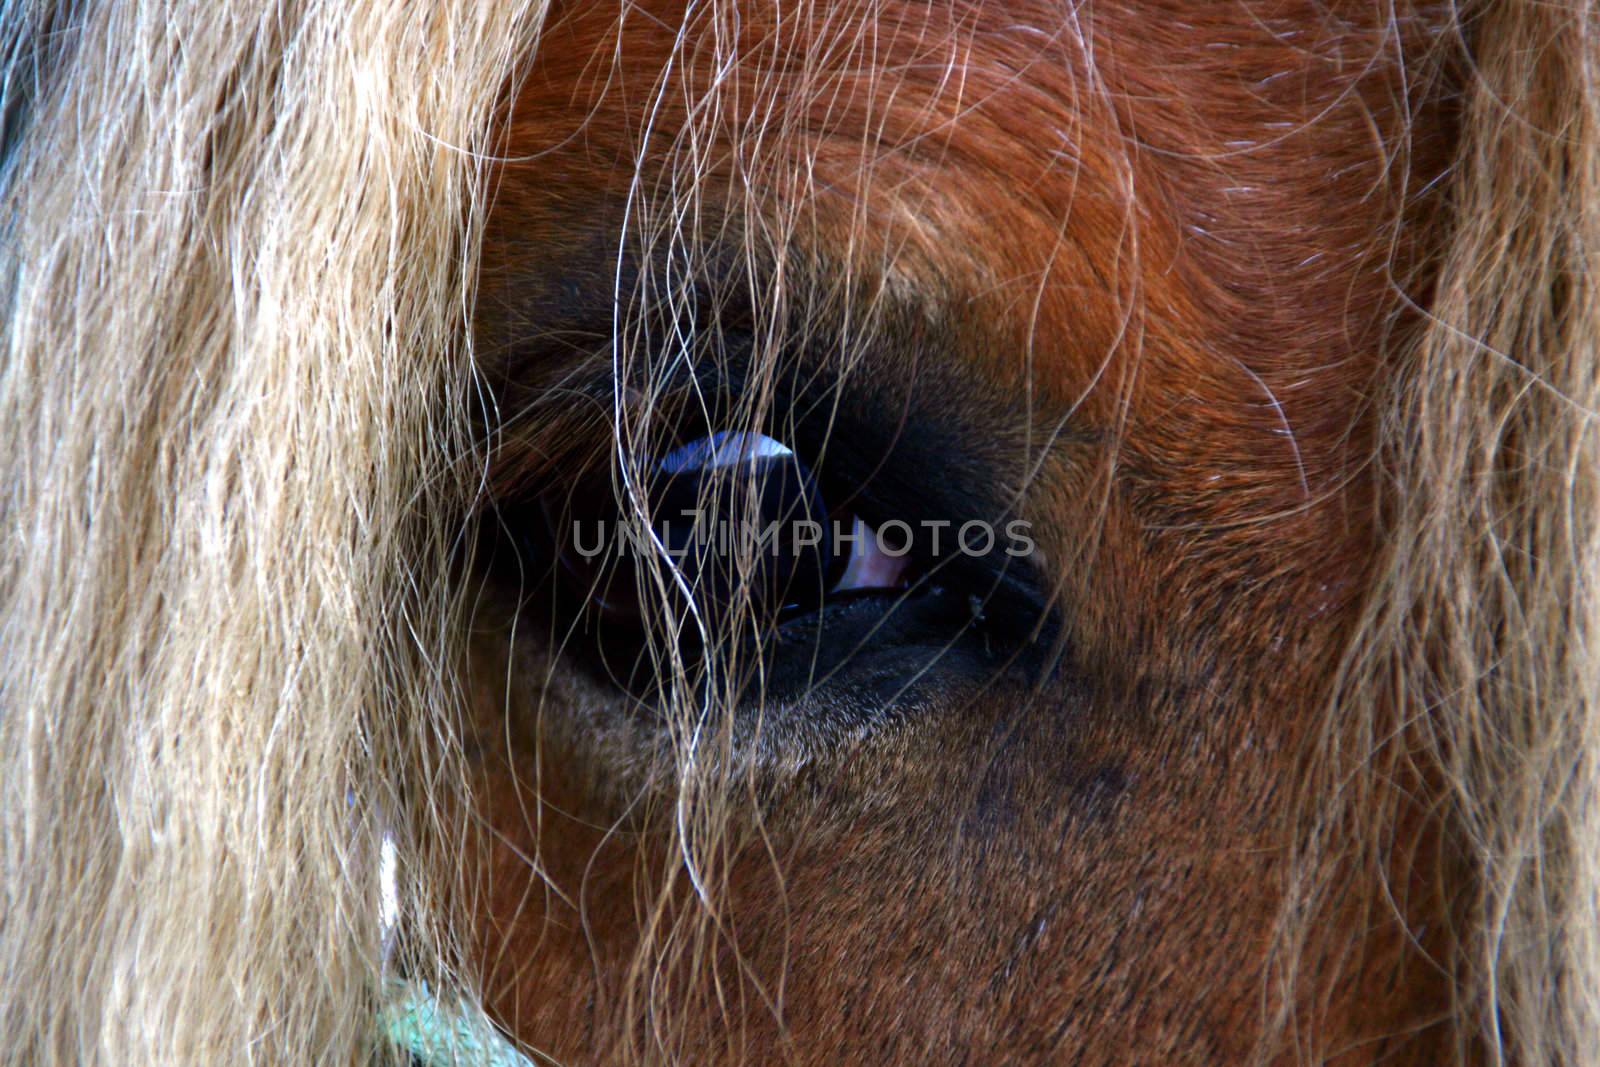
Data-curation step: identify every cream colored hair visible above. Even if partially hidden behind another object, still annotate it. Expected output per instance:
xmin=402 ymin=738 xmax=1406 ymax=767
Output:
xmin=0 ymin=1 xmax=545 ymax=1060
xmin=1321 ymin=3 xmax=1600 ymax=1062
xmin=1 ymin=1 xmax=1597 ymax=1064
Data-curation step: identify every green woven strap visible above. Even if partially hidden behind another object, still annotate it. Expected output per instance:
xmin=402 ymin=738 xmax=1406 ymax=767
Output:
xmin=377 ymin=979 xmax=540 ymax=1067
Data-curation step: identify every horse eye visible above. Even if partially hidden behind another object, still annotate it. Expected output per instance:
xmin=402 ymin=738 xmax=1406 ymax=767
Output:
xmin=546 ymin=430 xmax=909 ymax=631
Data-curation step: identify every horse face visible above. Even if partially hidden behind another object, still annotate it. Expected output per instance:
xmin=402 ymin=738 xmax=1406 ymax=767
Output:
xmin=467 ymin=1 xmax=1452 ymax=1060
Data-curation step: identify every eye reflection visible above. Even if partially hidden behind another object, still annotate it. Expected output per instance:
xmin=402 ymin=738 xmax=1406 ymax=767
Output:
xmin=655 ymin=430 xmax=796 ymax=473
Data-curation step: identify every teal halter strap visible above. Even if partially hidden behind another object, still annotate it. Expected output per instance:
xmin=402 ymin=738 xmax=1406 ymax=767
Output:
xmin=377 ymin=978 xmax=541 ymax=1066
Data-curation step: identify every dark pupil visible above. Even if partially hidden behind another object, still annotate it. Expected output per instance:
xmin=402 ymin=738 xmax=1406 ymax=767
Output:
xmin=553 ymin=432 xmax=836 ymax=629
xmin=650 ymin=432 xmax=832 ymax=622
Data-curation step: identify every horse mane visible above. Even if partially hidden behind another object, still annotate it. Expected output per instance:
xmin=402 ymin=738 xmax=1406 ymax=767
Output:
xmin=1 ymin=1 xmax=1596 ymax=1064
xmin=0 ymin=1 xmax=543 ymax=1059
xmin=1317 ymin=4 xmax=1600 ymax=1061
